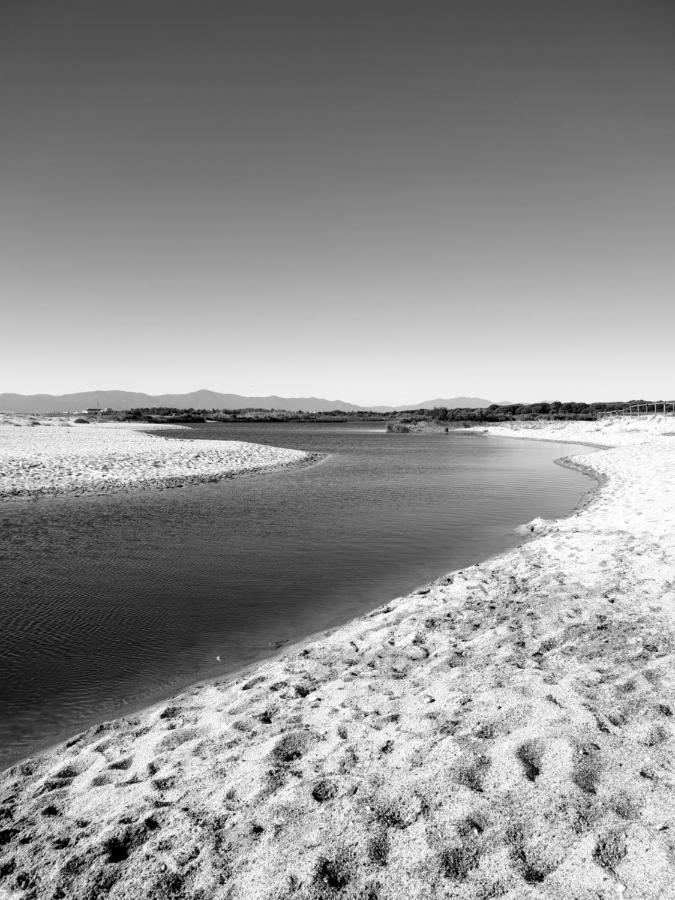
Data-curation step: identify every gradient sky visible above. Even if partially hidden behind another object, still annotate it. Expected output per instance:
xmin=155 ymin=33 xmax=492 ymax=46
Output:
xmin=1 ymin=1 xmax=674 ymax=404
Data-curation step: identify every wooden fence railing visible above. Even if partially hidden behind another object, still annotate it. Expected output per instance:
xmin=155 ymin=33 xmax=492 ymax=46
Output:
xmin=599 ymin=402 xmax=675 ymax=418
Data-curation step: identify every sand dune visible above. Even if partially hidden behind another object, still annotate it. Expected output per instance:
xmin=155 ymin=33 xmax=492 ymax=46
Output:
xmin=0 ymin=418 xmax=674 ymax=899
xmin=0 ymin=419 xmax=313 ymax=501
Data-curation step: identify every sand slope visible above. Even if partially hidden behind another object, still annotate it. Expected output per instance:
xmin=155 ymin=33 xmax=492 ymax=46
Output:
xmin=0 ymin=420 xmax=313 ymax=501
xmin=0 ymin=418 xmax=674 ymax=899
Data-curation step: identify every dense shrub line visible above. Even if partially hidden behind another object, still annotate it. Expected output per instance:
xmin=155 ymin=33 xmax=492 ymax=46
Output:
xmin=99 ymin=399 xmax=666 ymax=425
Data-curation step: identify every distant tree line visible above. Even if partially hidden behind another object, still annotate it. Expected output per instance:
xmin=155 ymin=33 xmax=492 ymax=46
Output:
xmin=106 ymin=401 xmax=660 ymax=426
xmin=123 ymin=407 xmax=208 ymax=422
xmin=119 ymin=407 xmax=382 ymax=423
xmin=420 ymin=401 xmax=655 ymax=423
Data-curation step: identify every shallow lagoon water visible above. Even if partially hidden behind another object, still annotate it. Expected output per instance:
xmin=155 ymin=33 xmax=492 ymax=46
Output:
xmin=0 ymin=424 xmax=594 ymax=769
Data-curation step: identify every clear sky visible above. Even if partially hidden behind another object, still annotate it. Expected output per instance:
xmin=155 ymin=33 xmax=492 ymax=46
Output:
xmin=1 ymin=1 xmax=674 ymax=404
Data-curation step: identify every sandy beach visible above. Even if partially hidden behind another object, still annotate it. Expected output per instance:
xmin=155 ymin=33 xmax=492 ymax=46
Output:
xmin=1 ymin=417 xmax=674 ymax=899
xmin=0 ymin=418 xmax=314 ymax=501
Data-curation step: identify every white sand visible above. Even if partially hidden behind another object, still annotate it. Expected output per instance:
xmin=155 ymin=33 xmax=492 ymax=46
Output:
xmin=0 ymin=419 xmax=313 ymax=501
xmin=0 ymin=417 xmax=674 ymax=899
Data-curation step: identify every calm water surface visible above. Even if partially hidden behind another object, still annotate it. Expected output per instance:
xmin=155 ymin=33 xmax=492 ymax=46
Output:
xmin=0 ymin=424 xmax=594 ymax=769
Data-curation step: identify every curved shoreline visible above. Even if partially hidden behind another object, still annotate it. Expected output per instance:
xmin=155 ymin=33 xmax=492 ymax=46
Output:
xmin=0 ymin=421 xmax=323 ymax=503
xmin=553 ymin=454 xmax=610 ymax=516
xmin=0 ymin=449 xmax=326 ymax=505
xmin=0 ymin=436 xmax=595 ymax=774
xmin=1 ymin=419 xmax=674 ymax=899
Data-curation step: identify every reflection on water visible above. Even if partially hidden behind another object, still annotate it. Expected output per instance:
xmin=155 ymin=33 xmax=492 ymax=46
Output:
xmin=0 ymin=424 xmax=594 ymax=768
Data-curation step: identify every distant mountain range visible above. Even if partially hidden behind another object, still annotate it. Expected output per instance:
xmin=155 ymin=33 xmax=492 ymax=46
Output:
xmin=403 ymin=397 xmax=496 ymax=411
xmin=0 ymin=390 xmax=496 ymax=414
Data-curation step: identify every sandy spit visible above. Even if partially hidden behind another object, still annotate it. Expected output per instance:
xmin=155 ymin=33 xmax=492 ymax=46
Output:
xmin=1 ymin=418 xmax=674 ymax=899
xmin=0 ymin=419 xmax=315 ymax=501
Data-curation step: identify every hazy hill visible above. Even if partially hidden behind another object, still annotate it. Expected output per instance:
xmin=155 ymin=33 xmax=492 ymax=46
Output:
xmin=395 ymin=397 xmax=494 ymax=411
xmin=0 ymin=391 xmax=494 ymax=414
xmin=0 ymin=391 xmax=363 ymax=414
